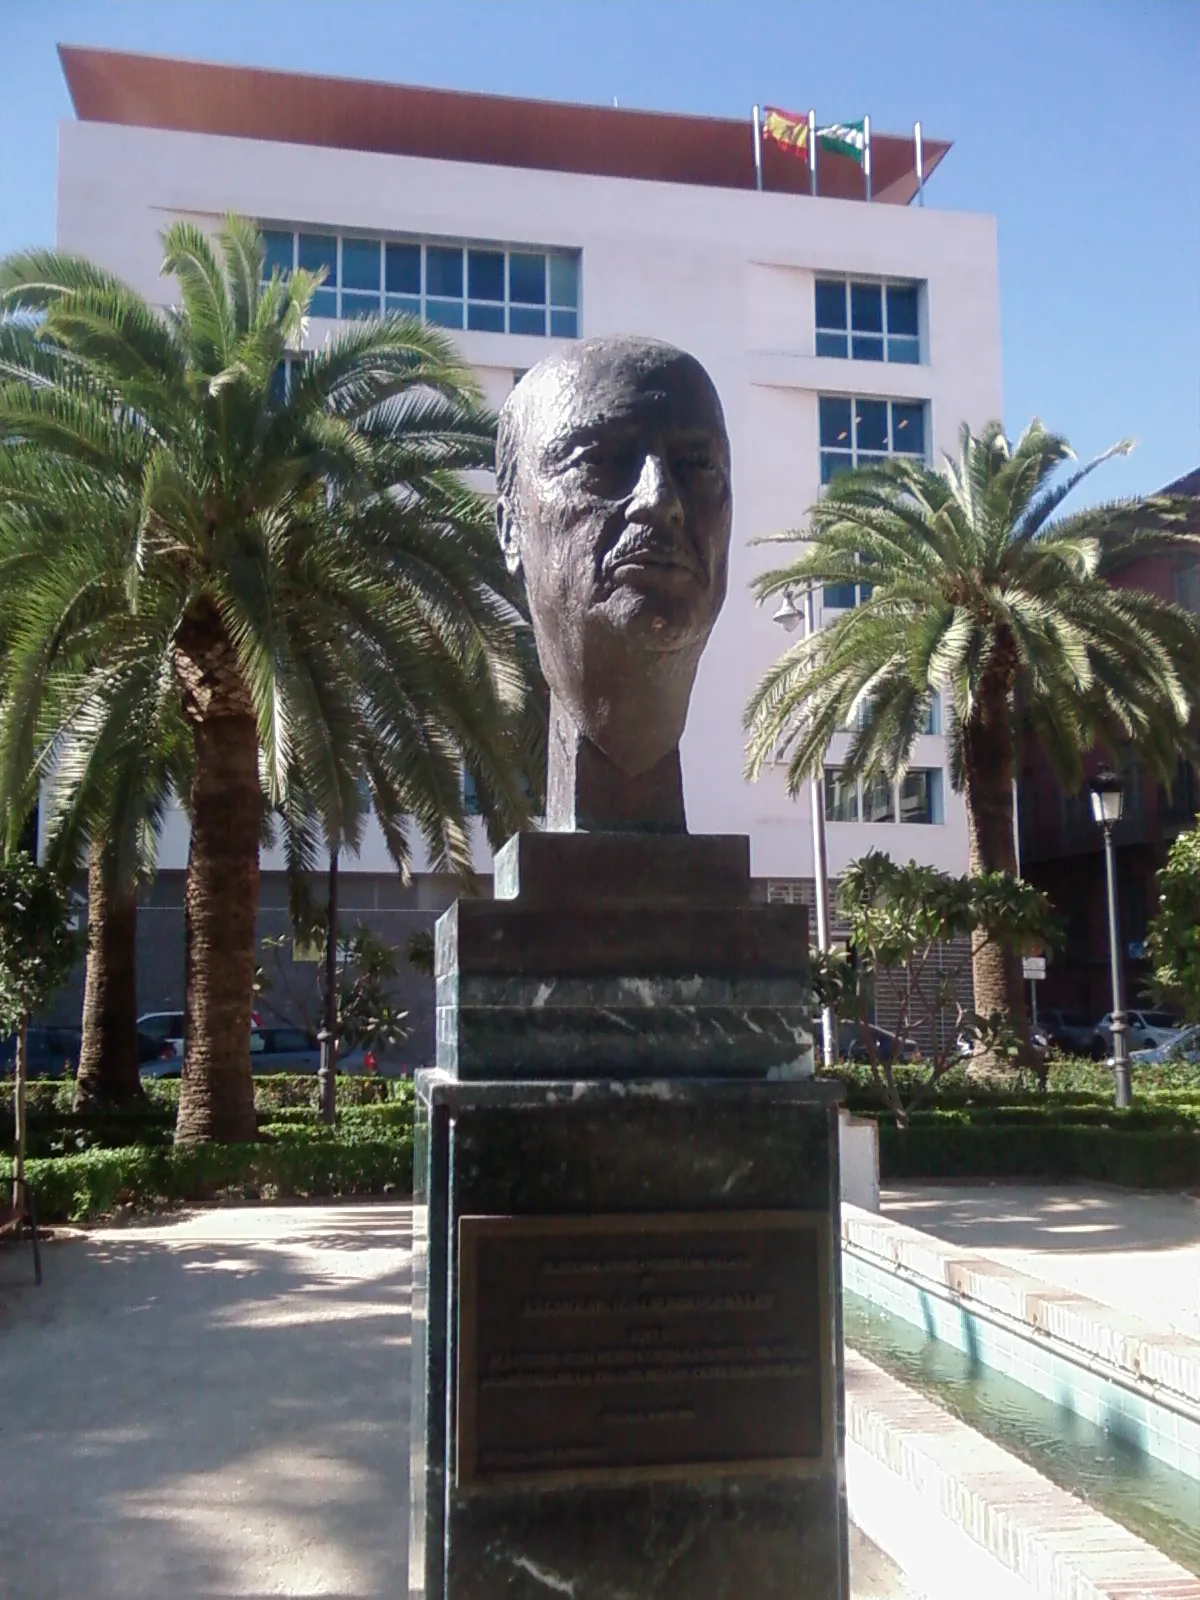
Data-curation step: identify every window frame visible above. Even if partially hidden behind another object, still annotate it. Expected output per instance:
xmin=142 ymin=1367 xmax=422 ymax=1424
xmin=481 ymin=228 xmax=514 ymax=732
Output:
xmin=823 ymin=765 xmax=945 ymax=825
xmin=819 ymin=394 xmax=929 ymax=608
xmin=815 ymin=275 xmax=923 ymax=365
xmin=259 ymin=225 xmax=581 ymax=339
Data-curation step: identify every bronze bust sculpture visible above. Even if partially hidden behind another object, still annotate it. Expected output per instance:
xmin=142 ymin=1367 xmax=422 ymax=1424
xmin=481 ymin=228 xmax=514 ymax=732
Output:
xmin=496 ymin=336 xmax=732 ymax=832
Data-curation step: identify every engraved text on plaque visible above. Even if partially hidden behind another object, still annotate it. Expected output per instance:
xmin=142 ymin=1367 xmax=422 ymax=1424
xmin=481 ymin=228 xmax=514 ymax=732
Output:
xmin=456 ymin=1211 xmax=832 ymax=1488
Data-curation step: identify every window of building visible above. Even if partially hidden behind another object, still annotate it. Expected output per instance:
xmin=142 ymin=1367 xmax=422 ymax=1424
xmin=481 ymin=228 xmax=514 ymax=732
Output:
xmin=1174 ymin=560 xmax=1200 ymax=613
xmin=462 ymin=769 xmax=482 ymax=816
xmin=260 ymin=227 xmax=580 ymax=338
xmin=923 ymin=692 xmax=942 ymax=735
xmin=820 ymin=394 xmax=927 ymax=607
xmin=898 ymin=768 xmax=944 ymax=824
xmin=815 ymin=278 xmax=922 ymax=364
xmin=825 ymin=767 xmax=944 ymax=824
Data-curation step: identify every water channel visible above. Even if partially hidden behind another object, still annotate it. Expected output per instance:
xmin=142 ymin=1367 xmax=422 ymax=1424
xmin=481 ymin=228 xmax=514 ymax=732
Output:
xmin=844 ymin=1289 xmax=1200 ymax=1575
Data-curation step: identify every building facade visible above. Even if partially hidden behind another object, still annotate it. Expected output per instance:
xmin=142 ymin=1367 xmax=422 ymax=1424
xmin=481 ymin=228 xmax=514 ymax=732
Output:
xmin=1019 ymin=469 xmax=1200 ymax=1022
xmin=52 ymin=47 xmax=1003 ymax=1055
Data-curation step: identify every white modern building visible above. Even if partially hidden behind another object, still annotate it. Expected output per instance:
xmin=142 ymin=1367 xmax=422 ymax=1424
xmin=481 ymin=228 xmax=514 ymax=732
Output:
xmin=53 ymin=47 xmax=1002 ymax=1037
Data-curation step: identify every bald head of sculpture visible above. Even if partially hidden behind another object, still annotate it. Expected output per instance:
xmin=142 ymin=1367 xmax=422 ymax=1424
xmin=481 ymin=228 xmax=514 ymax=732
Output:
xmin=497 ymin=337 xmax=732 ymax=800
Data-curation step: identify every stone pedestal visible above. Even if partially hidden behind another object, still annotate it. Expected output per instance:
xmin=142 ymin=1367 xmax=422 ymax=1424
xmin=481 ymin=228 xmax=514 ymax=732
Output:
xmin=409 ymin=833 xmax=848 ymax=1599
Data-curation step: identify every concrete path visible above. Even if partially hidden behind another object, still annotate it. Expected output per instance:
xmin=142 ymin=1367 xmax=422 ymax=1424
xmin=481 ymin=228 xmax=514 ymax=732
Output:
xmin=0 ymin=1203 xmax=911 ymax=1599
xmin=882 ymin=1182 xmax=1200 ymax=1339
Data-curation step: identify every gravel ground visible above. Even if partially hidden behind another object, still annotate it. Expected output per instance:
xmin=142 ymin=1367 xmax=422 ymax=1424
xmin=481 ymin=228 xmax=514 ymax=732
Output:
xmin=0 ymin=1203 xmax=913 ymax=1598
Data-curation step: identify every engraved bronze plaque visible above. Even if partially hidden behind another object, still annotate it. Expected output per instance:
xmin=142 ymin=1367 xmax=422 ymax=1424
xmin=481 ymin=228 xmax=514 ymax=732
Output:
xmin=456 ymin=1211 xmax=833 ymax=1489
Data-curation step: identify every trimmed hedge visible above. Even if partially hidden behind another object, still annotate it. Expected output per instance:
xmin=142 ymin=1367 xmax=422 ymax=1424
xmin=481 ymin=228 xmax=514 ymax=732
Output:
xmin=879 ymin=1121 xmax=1200 ymax=1190
xmin=3 ymin=1122 xmax=414 ymax=1223
xmin=0 ymin=1071 xmax=415 ymax=1120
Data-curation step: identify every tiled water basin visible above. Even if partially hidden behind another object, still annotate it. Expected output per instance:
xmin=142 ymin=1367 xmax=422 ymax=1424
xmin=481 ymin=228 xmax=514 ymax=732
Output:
xmin=844 ymin=1284 xmax=1200 ymax=1576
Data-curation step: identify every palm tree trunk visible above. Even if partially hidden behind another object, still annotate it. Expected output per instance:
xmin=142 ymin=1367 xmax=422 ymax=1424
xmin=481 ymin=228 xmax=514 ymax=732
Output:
xmin=961 ymin=672 xmax=1028 ymax=1047
xmin=74 ymin=843 xmax=144 ymax=1111
xmin=174 ymin=712 xmax=260 ymax=1144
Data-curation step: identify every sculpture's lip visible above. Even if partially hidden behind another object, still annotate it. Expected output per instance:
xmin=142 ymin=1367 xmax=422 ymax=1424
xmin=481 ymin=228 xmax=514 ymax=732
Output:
xmin=604 ymin=536 xmax=705 ymax=580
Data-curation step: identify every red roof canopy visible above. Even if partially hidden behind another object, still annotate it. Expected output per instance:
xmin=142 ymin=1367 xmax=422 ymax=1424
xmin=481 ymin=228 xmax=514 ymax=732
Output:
xmin=59 ymin=45 xmax=948 ymax=205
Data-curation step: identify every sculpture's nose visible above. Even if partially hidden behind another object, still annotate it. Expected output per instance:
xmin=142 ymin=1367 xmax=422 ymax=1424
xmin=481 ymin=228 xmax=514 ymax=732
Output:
xmin=626 ymin=451 xmax=684 ymax=530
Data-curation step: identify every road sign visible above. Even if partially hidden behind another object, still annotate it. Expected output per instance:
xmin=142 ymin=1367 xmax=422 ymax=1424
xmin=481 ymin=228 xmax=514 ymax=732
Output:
xmin=1022 ymin=956 xmax=1047 ymax=981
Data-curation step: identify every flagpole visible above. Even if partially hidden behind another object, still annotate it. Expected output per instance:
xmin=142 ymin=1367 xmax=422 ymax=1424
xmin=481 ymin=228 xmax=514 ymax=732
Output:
xmin=808 ymin=108 xmax=817 ymax=197
xmin=752 ymin=104 xmax=764 ymax=192
xmin=863 ymin=113 xmax=872 ymax=201
xmin=914 ymin=119 xmax=924 ymax=207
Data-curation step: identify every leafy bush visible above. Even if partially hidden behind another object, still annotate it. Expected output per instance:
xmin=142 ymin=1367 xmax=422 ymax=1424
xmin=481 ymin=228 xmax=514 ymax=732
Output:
xmin=879 ymin=1120 xmax=1200 ymax=1190
xmin=3 ymin=1122 xmax=414 ymax=1223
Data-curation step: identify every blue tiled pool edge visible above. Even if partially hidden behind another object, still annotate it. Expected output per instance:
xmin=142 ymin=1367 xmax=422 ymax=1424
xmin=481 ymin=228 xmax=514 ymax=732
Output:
xmin=843 ymin=1242 xmax=1200 ymax=1482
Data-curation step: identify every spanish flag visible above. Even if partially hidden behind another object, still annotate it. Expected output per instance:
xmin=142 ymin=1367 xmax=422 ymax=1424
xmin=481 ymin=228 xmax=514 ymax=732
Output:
xmin=762 ymin=106 xmax=811 ymax=158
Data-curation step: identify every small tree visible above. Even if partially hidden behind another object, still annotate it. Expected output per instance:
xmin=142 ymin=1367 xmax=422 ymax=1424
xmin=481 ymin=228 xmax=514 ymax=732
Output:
xmin=820 ymin=851 xmax=1057 ymax=1124
xmin=259 ymin=921 xmax=408 ymax=1061
xmin=0 ymin=854 xmax=81 ymax=1205
xmin=1147 ymin=824 xmax=1200 ymax=1022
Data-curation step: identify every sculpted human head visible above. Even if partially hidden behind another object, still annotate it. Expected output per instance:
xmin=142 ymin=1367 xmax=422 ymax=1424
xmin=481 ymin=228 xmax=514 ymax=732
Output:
xmin=496 ymin=337 xmax=732 ymax=780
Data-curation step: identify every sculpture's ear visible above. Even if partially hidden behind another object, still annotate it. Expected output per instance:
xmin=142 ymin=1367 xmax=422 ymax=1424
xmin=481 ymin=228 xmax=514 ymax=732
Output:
xmin=495 ymin=493 xmax=522 ymax=578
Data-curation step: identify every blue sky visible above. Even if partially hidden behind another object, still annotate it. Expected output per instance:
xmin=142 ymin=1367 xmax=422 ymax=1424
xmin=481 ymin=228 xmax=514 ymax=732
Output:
xmin=2 ymin=0 xmax=1197 ymax=499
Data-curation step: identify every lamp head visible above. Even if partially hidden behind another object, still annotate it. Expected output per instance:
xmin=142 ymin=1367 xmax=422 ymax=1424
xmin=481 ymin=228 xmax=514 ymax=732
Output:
xmin=771 ymin=587 xmax=803 ymax=633
xmin=1089 ymin=766 xmax=1124 ymax=827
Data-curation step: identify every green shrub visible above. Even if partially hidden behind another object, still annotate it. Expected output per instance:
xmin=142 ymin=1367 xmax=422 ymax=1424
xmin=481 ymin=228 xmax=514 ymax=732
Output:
xmin=3 ymin=1123 xmax=414 ymax=1223
xmin=879 ymin=1121 xmax=1200 ymax=1190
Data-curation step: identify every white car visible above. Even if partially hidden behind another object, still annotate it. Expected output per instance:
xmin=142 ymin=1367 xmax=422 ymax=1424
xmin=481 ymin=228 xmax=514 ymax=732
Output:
xmin=1132 ymin=1024 xmax=1200 ymax=1066
xmin=1092 ymin=1009 xmax=1183 ymax=1057
xmin=137 ymin=1010 xmax=185 ymax=1057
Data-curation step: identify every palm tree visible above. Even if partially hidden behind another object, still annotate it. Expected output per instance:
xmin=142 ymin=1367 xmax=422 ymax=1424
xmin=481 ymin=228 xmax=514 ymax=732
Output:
xmin=0 ymin=217 xmax=531 ymax=1142
xmin=745 ymin=420 xmax=1200 ymax=1030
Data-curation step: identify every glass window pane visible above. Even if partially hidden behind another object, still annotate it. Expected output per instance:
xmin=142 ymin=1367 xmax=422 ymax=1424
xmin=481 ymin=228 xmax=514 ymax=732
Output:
xmin=341 ymin=291 xmax=379 ymax=321
xmin=262 ymin=229 xmax=294 ymax=279
xmin=467 ymin=301 xmax=505 ymax=332
xmin=549 ymin=254 xmax=579 ymax=307
xmin=269 ymin=360 xmax=288 ymax=405
xmin=891 ymin=402 xmax=925 ymax=457
xmin=823 ymin=581 xmax=857 ymax=609
xmin=342 ymin=237 xmax=381 ymax=292
xmin=924 ymin=692 xmax=942 ymax=735
xmin=468 ymin=249 xmax=504 ymax=303
xmin=549 ymin=308 xmax=577 ymax=338
xmin=862 ymin=775 xmax=895 ymax=823
xmin=309 ymin=287 xmax=338 ymax=318
xmin=821 ymin=451 xmax=852 ymax=486
xmin=850 ymin=282 xmax=883 ymax=333
xmin=888 ymin=335 xmax=921 ymax=365
xmin=426 ymin=246 xmax=463 ymax=299
xmin=426 ymin=298 xmax=463 ymax=329
xmin=509 ymin=252 xmax=546 ymax=305
xmin=819 ymin=395 xmax=852 ymax=449
xmin=385 ymin=242 xmax=421 ymax=295
xmin=900 ymin=769 xmax=943 ymax=824
xmin=855 ymin=399 xmax=889 ymax=454
xmin=851 ymin=334 xmax=885 ymax=362
xmin=510 ymin=305 xmax=547 ymax=336
xmin=825 ymin=768 xmax=859 ymax=822
xmin=816 ymin=331 xmax=848 ymax=359
xmin=298 ymin=233 xmax=337 ymax=285
xmin=887 ymin=282 xmax=919 ymax=337
xmin=386 ymin=294 xmax=421 ymax=318
xmin=815 ymin=278 xmax=847 ymax=330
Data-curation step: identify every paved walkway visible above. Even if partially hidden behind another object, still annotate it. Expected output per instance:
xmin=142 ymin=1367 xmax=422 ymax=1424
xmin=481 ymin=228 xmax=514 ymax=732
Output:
xmin=882 ymin=1182 xmax=1200 ymax=1339
xmin=0 ymin=1203 xmax=910 ymax=1599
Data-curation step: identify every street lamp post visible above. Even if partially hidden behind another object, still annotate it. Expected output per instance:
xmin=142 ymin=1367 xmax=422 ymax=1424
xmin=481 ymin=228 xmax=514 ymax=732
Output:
xmin=773 ymin=585 xmax=836 ymax=1067
xmin=1089 ymin=768 xmax=1131 ymax=1109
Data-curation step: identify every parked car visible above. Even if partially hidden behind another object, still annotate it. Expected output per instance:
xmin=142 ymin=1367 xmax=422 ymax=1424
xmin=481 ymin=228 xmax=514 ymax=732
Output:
xmin=142 ymin=1025 xmax=378 ymax=1079
xmin=837 ymin=1021 xmax=919 ymax=1064
xmin=1131 ymin=1024 xmax=1200 ymax=1066
xmin=0 ymin=1026 xmax=82 ymax=1079
xmin=1091 ymin=1010 xmax=1183 ymax=1059
xmin=1039 ymin=1009 xmax=1095 ymax=1055
xmin=137 ymin=1011 xmax=186 ymax=1057
xmin=140 ymin=1004 xmax=264 ymax=1056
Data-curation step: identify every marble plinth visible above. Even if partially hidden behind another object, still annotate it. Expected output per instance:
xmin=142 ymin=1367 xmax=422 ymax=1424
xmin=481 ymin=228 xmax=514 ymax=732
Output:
xmin=409 ymin=1073 xmax=849 ymax=1600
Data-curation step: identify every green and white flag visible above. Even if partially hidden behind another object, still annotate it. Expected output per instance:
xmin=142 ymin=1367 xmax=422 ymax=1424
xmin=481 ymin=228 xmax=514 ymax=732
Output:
xmin=818 ymin=120 xmax=866 ymax=163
